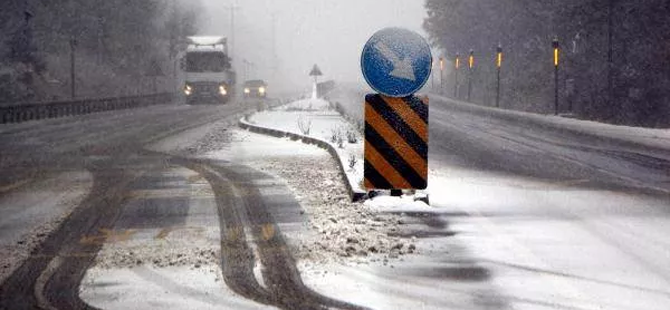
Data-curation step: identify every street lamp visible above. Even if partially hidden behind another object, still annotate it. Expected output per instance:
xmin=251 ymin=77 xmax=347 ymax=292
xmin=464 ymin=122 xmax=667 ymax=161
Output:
xmin=467 ymin=49 xmax=474 ymax=101
xmin=439 ymin=56 xmax=444 ymax=94
xmin=496 ymin=45 xmax=502 ymax=108
xmin=553 ymin=37 xmax=559 ymax=115
xmin=454 ymin=53 xmax=460 ymax=98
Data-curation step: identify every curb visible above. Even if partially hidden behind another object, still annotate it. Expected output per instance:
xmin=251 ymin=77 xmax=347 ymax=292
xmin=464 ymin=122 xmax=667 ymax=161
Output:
xmin=238 ymin=117 xmax=367 ymax=202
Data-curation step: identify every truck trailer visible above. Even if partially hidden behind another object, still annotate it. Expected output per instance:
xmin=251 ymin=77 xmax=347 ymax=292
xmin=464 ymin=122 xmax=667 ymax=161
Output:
xmin=181 ymin=36 xmax=236 ymax=104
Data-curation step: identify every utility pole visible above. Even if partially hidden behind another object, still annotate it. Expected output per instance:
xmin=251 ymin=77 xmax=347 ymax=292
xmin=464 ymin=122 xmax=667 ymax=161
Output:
xmin=242 ymin=59 xmax=248 ymax=81
xmin=272 ymin=13 xmax=278 ymax=66
xmin=224 ymin=3 xmax=241 ymax=60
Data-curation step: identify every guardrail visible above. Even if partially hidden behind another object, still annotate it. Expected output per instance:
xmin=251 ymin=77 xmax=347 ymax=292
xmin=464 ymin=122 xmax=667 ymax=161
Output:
xmin=0 ymin=93 xmax=176 ymax=124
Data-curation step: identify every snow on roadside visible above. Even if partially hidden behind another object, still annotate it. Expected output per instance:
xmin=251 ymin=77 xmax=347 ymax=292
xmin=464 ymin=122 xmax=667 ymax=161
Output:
xmin=0 ymin=171 xmax=93 ymax=284
xmin=247 ymin=98 xmax=365 ymax=191
xmin=205 ymin=129 xmax=419 ymax=265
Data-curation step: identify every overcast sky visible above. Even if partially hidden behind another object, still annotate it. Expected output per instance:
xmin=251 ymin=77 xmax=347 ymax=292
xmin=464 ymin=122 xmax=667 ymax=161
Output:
xmin=193 ymin=0 xmax=427 ymax=92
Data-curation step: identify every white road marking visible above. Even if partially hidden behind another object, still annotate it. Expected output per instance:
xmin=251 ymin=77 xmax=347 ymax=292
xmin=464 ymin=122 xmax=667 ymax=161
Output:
xmin=374 ymin=41 xmax=416 ymax=81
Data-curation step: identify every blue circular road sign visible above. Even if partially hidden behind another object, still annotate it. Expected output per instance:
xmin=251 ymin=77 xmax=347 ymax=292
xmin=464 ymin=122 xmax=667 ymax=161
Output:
xmin=361 ymin=28 xmax=432 ymax=98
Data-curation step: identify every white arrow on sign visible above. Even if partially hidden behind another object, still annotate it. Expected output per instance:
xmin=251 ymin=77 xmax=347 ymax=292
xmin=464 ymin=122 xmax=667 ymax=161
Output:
xmin=374 ymin=41 xmax=416 ymax=82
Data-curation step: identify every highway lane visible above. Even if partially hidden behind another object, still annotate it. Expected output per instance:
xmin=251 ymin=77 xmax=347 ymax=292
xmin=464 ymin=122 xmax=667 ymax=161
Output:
xmin=0 ymin=98 xmax=364 ymax=309
xmin=429 ymin=96 xmax=670 ymax=194
xmin=426 ymin=96 xmax=670 ymax=309
xmin=0 ymin=100 xmax=249 ymax=309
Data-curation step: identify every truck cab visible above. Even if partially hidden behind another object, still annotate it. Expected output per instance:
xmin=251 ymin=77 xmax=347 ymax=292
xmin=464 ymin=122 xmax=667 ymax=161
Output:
xmin=182 ymin=36 xmax=236 ymax=104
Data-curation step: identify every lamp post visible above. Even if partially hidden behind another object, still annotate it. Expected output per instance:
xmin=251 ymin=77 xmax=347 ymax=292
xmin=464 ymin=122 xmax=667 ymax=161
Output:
xmin=553 ymin=37 xmax=560 ymax=115
xmin=467 ymin=49 xmax=474 ymax=101
xmin=439 ymin=56 xmax=444 ymax=94
xmin=496 ymin=45 xmax=502 ymax=108
xmin=454 ymin=53 xmax=460 ymax=98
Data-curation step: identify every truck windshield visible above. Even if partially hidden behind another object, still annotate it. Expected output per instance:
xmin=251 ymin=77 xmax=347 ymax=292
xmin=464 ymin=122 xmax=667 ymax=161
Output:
xmin=185 ymin=52 xmax=230 ymax=73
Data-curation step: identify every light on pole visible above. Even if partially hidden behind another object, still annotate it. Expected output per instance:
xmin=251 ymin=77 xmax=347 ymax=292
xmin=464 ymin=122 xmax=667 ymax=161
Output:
xmin=496 ymin=45 xmax=502 ymax=108
xmin=467 ymin=49 xmax=474 ymax=101
xmin=553 ymin=37 xmax=560 ymax=115
xmin=439 ymin=56 xmax=444 ymax=94
xmin=431 ymin=59 xmax=435 ymax=91
xmin=454 ymin=53 xmax=460 ymax=98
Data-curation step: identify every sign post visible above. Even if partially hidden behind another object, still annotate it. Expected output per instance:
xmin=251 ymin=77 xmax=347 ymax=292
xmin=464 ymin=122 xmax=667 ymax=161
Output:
xmin=309 ymin=64 xmax=323 ymax=98
xmin=361 ymin=28 xmax=431 ymax=203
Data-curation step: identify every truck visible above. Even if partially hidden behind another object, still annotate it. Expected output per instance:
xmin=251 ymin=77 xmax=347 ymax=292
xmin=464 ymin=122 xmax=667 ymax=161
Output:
xmin=181 ymin=36 xmax=236 ymax=104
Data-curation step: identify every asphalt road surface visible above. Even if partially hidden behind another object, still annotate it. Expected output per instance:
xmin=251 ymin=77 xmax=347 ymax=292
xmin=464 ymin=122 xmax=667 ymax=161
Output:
xmin=0 ymin=99 xmax=363 ymax=310
xmin=1 ymin=93 xmax=669 ymax=309
xmin=425 ymin=96 xmax=670 ymax=309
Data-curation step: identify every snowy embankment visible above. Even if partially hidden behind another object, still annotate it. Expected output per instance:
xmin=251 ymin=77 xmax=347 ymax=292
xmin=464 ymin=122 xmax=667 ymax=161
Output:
xmin=242 ymin=98 xmax=366 ymax=200
xmin=235 ymin=97 xmax=432 ymax=261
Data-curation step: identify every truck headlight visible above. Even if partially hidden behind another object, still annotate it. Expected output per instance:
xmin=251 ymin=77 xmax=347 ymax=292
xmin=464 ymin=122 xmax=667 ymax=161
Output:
xmin=219 ymin=85 xmax=227 ymax=95
xmin=244 ymin=88 xmax=250 ymax=94
xmin=258 ymin=87 xmax=266 ymax=94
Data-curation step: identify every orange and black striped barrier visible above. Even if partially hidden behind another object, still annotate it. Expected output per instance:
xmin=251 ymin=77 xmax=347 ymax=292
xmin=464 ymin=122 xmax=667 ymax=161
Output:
xmin=364 ymin=94 xmax=428 ymax=190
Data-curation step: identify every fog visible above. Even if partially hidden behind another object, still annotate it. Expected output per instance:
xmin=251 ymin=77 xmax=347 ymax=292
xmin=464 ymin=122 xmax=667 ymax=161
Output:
xmin=194 ymin=0 xmax=426 ymax=93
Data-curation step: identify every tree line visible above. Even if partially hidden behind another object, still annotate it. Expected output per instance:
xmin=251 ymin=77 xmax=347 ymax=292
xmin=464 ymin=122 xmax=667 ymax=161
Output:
xmin=424 ymin=0 xmax=670 ymax=128
xmin=0 ymin=0 xmax=201 ymax=104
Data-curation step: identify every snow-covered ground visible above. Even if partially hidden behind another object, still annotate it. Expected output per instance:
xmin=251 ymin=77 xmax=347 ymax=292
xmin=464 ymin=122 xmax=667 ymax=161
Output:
xmin=206 ymin=129 xmax=460 ymax=308
xmin=247 ymin=98 xmax=365 ymax=192
xmin=206 ymin=129 xmax=413 ymax=264
xmin=293 ymin=165 xmax=670 ymax=310
xmin=235 ymin=93 xmax=670 ymax=309
xmin=74 ymin=92 xmax=670 ymax=309
xmin=0 ymin=171 xmax=92 ymax=284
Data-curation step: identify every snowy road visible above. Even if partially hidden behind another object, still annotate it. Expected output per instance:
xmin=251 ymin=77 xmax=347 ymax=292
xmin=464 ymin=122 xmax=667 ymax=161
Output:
xmin=430 ymin=96 xmax=670 ymax=194
xmin=1 ymin=92 xmax=669 ymax=310
xmin=0 ymin=97 xmax=365 ymax=310
xmin=0 ymin=100 xmax=248 ymax=309
xmin=422 ymin=96 xmax=670 ymax=309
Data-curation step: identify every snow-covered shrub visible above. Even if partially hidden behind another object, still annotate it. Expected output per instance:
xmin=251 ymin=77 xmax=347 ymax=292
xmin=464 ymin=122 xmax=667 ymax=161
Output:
xmin=346 ymin=130 xmax=357 ymax=143
xmin=348 ymin=154 xmax=357 ymax=170
xmin=297 ymin=116 xmax=311 ymax=135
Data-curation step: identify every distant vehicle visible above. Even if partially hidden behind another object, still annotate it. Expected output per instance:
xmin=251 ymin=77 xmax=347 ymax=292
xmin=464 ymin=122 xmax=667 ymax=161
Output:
xmin=243 ymin=80 xmax=268 ymax=98
xmin=181 ymin=36 xmax=236 ymax=104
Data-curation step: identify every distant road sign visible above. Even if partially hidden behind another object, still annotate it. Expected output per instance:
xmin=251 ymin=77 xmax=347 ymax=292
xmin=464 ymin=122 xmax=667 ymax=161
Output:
xmin=361 ymin=28 xmax=432 ymax=98
xmin=364 ymin=94 xmax=428 ymax=190
xmin=309 ymin=64 xmax=323 ymax=76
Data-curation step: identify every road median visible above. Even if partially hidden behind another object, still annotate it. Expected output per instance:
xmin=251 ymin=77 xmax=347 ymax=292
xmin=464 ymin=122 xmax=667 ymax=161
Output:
xmin=238 ymin=98 xmax=367 ymax=202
